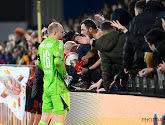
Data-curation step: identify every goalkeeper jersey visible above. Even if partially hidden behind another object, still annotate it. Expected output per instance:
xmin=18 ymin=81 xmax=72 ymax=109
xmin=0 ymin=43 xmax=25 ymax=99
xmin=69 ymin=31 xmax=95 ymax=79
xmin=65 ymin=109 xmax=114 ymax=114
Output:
xmin=37 ymin=38 xmax=69 ymax=95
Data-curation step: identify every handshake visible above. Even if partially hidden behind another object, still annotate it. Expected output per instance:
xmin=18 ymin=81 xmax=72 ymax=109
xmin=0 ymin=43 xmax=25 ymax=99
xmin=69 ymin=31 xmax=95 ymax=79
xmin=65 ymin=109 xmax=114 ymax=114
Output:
xmin=63 ymin=73 xmax=73 ymax=87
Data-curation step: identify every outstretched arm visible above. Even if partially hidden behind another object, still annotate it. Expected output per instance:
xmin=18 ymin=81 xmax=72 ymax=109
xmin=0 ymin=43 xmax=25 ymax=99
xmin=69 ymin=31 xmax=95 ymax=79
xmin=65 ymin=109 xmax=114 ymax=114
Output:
xmin=54 ymin=57 xmax=67 ymax=77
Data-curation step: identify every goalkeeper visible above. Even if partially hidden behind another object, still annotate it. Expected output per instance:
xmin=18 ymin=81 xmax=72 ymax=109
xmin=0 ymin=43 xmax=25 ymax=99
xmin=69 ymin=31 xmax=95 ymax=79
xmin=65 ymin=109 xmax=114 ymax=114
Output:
xmin=37 ymin=22 xmax=70 ymax=125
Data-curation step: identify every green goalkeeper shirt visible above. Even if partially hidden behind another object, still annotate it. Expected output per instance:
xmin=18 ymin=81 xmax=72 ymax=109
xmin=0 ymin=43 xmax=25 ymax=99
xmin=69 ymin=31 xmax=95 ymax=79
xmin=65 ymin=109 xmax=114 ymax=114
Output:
xmin=37 ymin=38 xmax=70 ymax=111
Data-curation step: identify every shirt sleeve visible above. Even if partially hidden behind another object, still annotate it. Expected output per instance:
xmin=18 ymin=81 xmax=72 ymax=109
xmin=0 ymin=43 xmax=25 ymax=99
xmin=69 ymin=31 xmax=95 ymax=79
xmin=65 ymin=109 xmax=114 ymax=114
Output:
xmin=53 ymin=41 xmax=67 ymax=77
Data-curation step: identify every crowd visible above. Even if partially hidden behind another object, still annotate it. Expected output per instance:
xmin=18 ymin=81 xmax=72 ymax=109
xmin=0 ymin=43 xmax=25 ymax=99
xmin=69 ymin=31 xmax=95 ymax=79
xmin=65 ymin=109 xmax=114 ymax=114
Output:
xmin=0 ymin=0 xmax=165 ymax=92
xmin=1 ymin=0 xmax=165 ymax=124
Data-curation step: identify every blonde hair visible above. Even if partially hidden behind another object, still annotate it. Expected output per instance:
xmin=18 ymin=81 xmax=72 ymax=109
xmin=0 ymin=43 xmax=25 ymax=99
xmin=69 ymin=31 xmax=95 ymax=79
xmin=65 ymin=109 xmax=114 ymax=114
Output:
xmin=47 ymin=22 xmax=62 ymax=35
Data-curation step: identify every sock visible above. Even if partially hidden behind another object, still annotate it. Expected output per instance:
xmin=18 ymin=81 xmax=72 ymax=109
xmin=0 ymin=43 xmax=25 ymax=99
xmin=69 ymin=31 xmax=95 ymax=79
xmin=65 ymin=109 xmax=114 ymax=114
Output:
xmin=38 ymin=120 xmax=48 ymax=125
xmin=55 ymin=122 xmax=64 ymax=125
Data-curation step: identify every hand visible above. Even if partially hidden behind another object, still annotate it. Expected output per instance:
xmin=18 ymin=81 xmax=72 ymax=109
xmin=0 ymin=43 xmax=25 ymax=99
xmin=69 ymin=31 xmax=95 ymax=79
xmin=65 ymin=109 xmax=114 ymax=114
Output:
xmin=124 ymin=68 xmax=130 ymax=74
xmin=41 ymin=27 xmax=47 ymax=36
xmin=88 ymin=81 xmax=101 ymax=90
xmin=97 ymin=88 xmax=106 ymax=93
xmin=25 ymin=34 xmax=32 ymax=42
xmin=75 ymin=35 xmax=92 ymax=45
xmin=110 ymin=20 xmax=125 ymax=30
xmin=63 ymin=74 xmax=73 ymax=87
xmin=138 ymin=68 xmax=154 ymax=77
xmin=81 ymin=56 xmax=89 ymax=65
xmin=77 ymin=67 xmax=88 ymax=75
xmin=110 ymin=20 xmax=128 ymax=33
xmin=109 ymin=81 xmax=117 ymax=89
xmin=2 ymin=78 xmax=22 ymax=95
xmin=157 ymin=63 xmax=165 ymax=74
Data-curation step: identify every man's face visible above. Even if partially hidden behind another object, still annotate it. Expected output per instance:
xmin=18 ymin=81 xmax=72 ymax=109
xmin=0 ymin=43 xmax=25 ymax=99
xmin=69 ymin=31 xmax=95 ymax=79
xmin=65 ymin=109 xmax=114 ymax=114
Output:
xmin=134 ymin=7 xmax=139 ymax=16
xmin=13 ymin=48 xmax=20 ymax=57
xmin=56 ymin=25 xmax=65 ymax=40
xmin=81 ymin=24 xmax=90 ymax=36
xmin=8 ymin=35 xmax=15 ymax=42
xmin=32 ymin=46 xmax=38 ymax=55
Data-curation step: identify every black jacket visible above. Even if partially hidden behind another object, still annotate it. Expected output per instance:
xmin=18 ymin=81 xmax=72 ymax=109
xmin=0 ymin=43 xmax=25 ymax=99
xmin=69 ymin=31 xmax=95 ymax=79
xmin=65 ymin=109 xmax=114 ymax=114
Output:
xmin=155 ymin=39 xmax=165 ymax=64
xmin=123 ymin=1 xmax=165 ymax=70
xmin=31 ymin=66 xmax=44 ymax=102
xmin=93 ymin=31 xmax=126 ymax=90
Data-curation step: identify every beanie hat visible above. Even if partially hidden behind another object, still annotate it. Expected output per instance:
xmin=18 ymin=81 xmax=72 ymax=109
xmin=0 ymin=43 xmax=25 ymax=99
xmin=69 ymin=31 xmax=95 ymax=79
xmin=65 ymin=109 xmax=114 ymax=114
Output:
xmin=65 ymin=31 xmax=75 ymax=41
xmin=14 ymin=27 xmax=24 ymax=36
xmin=112 ymin=8 xmax=132 ymax=27
xmin=145 ymin=27 xmax=165 ymax=45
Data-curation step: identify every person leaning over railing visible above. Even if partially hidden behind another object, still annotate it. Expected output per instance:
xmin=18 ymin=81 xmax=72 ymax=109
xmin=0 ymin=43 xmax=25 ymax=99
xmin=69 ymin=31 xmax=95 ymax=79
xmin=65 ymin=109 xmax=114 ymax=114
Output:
xmin=138 ymin=26 xmax=165 ymax=77
xmin=76 ymin=9 xmax=132 ymax=92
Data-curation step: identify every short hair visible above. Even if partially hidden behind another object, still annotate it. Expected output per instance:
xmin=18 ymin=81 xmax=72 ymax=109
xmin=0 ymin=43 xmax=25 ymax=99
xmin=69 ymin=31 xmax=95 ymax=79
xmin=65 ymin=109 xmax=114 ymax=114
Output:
xmin=31 ymin=30 xmax=38 ymax=38
xmin=135 ymin=0 xmax=146 ymax=13
xmin=0 ymin=43 xmax=5 ymax=49
xmin=100 ymin=21 xmax=114 ymax=34
xmin=32 ymin=42 xmax=40 ymax=49
xmin=47 ymin=22 xmax=61 ymax=35
xmin=80 ymin=19 xmax=97 ymax=29
xmin=26 ymin=29 xmax=33 ymax=35
xmin=145 ymin=27 xmax=165 ymax=45
xmin=64 ymin=41 xmax=77 ymax=50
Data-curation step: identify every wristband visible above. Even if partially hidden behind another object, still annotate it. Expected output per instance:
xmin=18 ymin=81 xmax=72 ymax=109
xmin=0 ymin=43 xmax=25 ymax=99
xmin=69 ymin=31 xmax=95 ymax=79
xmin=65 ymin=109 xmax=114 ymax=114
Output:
xmin=88 ymin=68 xmax=91 ymax=72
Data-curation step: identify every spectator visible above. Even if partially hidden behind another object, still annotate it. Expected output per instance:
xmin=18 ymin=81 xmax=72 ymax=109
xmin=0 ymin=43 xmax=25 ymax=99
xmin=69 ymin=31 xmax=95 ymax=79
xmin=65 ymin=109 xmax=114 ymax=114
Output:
xmin=138 ymin=27 xmax=165 ymax=77
xmin=8 ymin=34 xmax=16 ymax=47
xmin=76 ymin=9 xmax=132 ymax=91
xmin=0 ymin=51 xmax=6 ymax=64
xmin=64 ymin=41 xmax=78 ymax=74
xmin=134 ymin=0 xmax=146 ymax=16
xmin=25 ymin=73 xmax=42 ymax=125
xmin=73 ymin=19 xmax=102 ymax=90
xmin=31 ymin=42 xmax=40 ymax=62
xmin=128 ymin=0 xmax=140 ymax=17
xmin=12 ymin=46 xmax=22 ymax=64
xmin=123 ymin=0 xmax=165 ymax=75
xmin=31 ymin=31 xmax=38 ymax=44
xmin=0 ymin=44 xmax=7 ymax=63
xmin=14 ymin=27 xmax=25 ymax=45
xmin=6 ymin=42 xmax=14 ymax=64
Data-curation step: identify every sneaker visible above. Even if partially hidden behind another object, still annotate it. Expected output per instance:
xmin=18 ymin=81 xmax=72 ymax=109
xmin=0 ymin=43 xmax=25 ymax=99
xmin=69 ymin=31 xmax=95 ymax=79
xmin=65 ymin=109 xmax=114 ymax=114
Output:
xmin=71 ymin=81 xmax=90 ymax=90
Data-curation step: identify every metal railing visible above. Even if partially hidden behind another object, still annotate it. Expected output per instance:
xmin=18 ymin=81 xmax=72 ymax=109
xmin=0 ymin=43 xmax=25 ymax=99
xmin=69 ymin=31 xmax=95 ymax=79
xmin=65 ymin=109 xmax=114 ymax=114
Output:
xmin=127 ymin=74 xmax=165 ymax=97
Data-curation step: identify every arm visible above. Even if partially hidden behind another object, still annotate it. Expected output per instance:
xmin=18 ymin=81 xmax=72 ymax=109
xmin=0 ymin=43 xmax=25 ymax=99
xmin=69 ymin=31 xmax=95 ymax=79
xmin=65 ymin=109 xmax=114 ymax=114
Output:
xmin=82 ymin=47 xmax=96 ymax=61
xmin=54 ymin=57 xmax=67 ymax=77
xmin=54 ymin=42 xmax=67 ymax=77
xmin=88 ymin=78 xmax=103 ymax=90
xmin=78 ymin=51 xmax=101 ymax=75
xmin=100 ymin=53 xmax=113 ymax=91
xmin=89 ymin=58 xmax=101 ymax=70
xmin=78 ymin=58 xmax=101 ymax=75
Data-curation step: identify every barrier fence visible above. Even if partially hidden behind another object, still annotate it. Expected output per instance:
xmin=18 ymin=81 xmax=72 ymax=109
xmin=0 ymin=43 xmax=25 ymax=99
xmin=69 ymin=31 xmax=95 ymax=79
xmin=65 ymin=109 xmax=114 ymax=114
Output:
xmin=127 ymin=74 xmax=165 ymax=97
xmin=0 ymin=65 xmax=165 ymax=125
